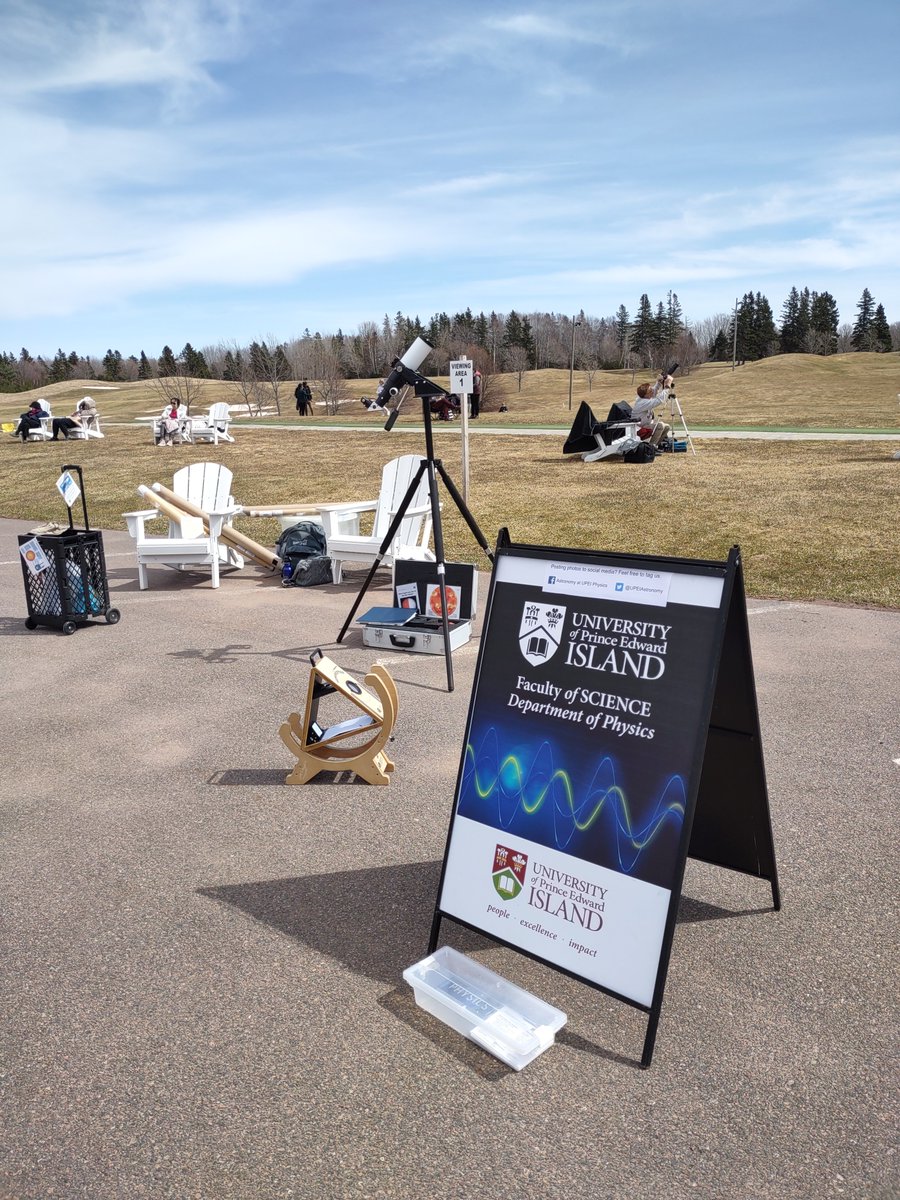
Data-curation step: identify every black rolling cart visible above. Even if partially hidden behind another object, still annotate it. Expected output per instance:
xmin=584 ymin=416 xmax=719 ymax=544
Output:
xmin=18 ymin=464 xmax=121 ymax=635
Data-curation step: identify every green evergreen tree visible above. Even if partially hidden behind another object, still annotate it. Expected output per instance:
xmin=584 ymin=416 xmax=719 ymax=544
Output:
xmin=629 ymin=294 xmax=655 ymax=365
xmin=138 ymin=351 xmax=152 ymax=379
xmin=730 ymin=293 xmax=754 ymax=361
xmin=872 ymin=303 xmax=892 ymax=352
xmin=654 ymin=301 xmax=666 ymax=352
xmin=809 ymin=291 xmax=839 ymax=355
xmin=753 ymin=293 xmax=777 ymax=359
xmin=664 ymin=291 xmax=684 ymax=347
xmin=222 ymin=350 xmax=237 ymax=381
xmin=102 ymin=349 xmax=123 ymax=381
xmin=48 ymin=349 xmax=71 ymax=383
xmin=796 ymin=288 xmax=811 ymax=351
xmin=780 ymin=287 xmax=802 ymax=353
xmin=851 ymin=288 xmax=875 ymax=350
xmin=158 ymin=345 xmax=177 ymax=377
xmin=249 ymin=341 xmax=269 ymax=378
xmin=474 ymin=312 xmax=489 ymax=350
xmin=614 ymin=305 xmax=630 ymax=348
xmin=0 ymin=352 xmax=22 ymax=392
xmin=180 ymin=343 xmax=210 ymax=378
xmin=708 ymin=329 xmax=730 ymax=361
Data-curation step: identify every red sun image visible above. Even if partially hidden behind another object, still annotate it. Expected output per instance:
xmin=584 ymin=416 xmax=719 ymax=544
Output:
xmin=428 ymin=586 xmax=458 ymax=618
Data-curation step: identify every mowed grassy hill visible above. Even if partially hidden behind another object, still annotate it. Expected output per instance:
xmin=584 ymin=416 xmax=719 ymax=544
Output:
xmin=1 ymin=353 xmax=898 ymax=608
xmin=3 ymin=352 xmax=899 ymax=430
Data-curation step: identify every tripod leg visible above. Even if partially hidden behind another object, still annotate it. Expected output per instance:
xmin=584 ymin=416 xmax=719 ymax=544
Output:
xmin=433 ymin=459 xmax=494 ymax=563
xmin=425 ymin=458 xmax=455 ymax=692
xmin=336 ymin=459 xmax=429 ymax=642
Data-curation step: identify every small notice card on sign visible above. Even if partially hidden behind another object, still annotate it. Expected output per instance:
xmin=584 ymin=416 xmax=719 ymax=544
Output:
xmin=56 ymin=471 xmax=81 ymax=509
xmin=19 ymin=537 xmax=50 ymax=576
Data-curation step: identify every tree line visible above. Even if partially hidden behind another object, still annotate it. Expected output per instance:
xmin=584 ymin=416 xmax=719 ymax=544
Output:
xmin=2 ymin=287 xmax=895 ymax=395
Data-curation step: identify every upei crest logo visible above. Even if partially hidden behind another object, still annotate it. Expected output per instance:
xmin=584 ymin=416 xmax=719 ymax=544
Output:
xmin=492 ymin=844 xmax=528 ymax=900
xmin=518 ymin=601 xmax=566 ymax=666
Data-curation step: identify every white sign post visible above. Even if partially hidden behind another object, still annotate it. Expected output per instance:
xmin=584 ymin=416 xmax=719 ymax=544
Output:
xmin=449 ymin=358 xmax=474 ymax=502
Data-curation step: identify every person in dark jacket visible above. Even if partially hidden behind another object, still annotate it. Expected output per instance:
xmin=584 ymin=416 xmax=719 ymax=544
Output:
xmin=13 ymin=401 xmax=46 ymax=441
xmin=294 ymin=381 xmax=312 ymax=415
xmin=470 ymin=368 xmax=482 ymax=418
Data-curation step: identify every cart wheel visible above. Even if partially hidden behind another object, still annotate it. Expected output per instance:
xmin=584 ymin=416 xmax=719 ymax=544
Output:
xmin=25 ymin=618 xmax=37 ymax=630
xmin=105 ymin=608 xmax=121 ymax=625
xmin=62 ymin=620 xmax=77 ymax=635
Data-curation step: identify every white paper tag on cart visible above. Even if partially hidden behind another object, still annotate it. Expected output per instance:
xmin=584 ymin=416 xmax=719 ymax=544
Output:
xmin=56 ymin=471 xmax=81 ymax=508
xmin=19 ymin=537 xmax=51 ymax=575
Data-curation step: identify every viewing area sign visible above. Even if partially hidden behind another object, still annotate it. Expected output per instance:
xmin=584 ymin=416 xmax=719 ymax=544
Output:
xmin=429 ymin=533 xmax=780 ymax=1066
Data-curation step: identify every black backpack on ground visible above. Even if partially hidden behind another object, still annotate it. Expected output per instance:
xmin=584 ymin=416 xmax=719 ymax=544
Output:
xmin=623 ymin=441 xmax=656 ymax=464
xmin=275 ymin=520 xmax=332 ymax=586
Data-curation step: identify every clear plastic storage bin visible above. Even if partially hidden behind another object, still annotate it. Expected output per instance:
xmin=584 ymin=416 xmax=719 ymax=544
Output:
xmin=403 ymin=946 xmax=566 ymax=1071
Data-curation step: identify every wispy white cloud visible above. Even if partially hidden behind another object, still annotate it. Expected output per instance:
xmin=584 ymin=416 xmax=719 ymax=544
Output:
xmin=1 ymin=0 xmax=251 ymax=106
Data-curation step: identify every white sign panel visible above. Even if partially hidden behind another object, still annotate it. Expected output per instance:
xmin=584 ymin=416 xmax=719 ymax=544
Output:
xmin=449 ymin=358 xmax=473 ymax=397
xmin=442 ymin=817 xmax=669 ymax=1006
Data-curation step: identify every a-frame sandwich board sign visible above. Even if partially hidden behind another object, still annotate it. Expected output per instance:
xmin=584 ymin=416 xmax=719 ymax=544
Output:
xmin=428 ymin=533 xmax=780 ymax=1067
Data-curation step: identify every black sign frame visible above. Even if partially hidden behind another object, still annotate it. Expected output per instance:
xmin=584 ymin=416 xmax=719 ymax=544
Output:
xmin=429 ymin=531 xmax=780 ymax=1067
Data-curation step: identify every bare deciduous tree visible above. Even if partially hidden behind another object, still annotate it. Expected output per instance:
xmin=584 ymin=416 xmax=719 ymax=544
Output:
xmin=314 ymin=343 xmax=351 ymax=415
xmin=506 ymin=345 xmax=529 ymax=390
xmin=150 ymin=362 xmax=203 ymax=413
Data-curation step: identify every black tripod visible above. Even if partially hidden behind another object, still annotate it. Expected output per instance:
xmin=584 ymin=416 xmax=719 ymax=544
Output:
xmin=336 ymin=377 xmax=494 ymax=692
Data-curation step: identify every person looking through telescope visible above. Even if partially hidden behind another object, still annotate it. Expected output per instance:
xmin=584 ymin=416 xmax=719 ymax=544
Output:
xmin=632 ymin=371 xmax=675 ymax=449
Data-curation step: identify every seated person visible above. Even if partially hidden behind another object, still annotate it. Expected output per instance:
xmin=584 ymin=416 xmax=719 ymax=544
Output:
xmin=429 ymin=395 xmax=456 ymax=421
xmin=13 ymin=400 xmax=47 ymax=442
xmin=631 ymin=374 xmax=674 ymax=448
xmin=155 ymin=399 xmax=187 ymax=445
xmin=52 ymin=397 xmax=99 ymax=440
xmin=76 ymin=396 xmax=98 ymax=432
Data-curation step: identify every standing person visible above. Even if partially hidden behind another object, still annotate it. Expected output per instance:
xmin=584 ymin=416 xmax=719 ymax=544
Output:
xmin=294 ymin=381 xmax=312 ymax=415
xmin=470 ymin=368 xmax=482 ymax=418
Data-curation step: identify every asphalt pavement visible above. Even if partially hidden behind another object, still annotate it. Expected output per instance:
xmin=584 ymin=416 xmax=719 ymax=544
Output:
xmin=1 ymin=517 xmax=897 ymax=1200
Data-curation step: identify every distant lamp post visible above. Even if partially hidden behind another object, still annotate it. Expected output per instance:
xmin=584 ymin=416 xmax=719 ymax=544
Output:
xmin=568 ymin=316 xmax=582 ymax=410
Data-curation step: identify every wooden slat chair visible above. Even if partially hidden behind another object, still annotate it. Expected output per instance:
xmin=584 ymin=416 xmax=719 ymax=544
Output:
xmin=123 ymin=461 xmax=244 ymax=589
xmin=316 ymin=454 xmax=436 ymax=584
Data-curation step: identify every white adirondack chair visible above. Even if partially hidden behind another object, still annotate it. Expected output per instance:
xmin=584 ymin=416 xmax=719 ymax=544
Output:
xmin=67 ymin=414 xmax=104 ymax=439
xmin=317 ymin=454 xmax=436 ymax=584
xmin=123 ymin=462 xmax=244 ymax=589
xmin=189 ymin=402 xmax=234 ymax=444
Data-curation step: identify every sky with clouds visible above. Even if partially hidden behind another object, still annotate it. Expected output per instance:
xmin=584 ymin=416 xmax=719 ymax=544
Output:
xmin=2 ymin=0 xmax=899 ymax=357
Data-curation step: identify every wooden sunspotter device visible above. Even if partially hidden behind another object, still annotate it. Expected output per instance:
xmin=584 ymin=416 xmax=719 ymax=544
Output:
xmin=279 ymin=650 xmax=399 ymax=786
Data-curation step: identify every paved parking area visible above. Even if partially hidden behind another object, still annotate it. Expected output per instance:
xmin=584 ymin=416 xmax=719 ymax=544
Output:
xmin=1 ymin=517 xmax=897 ymax=1200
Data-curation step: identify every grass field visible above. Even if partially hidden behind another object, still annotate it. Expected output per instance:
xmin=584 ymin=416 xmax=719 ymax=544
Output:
xmin=2 ymin=355 xmax=898 ymax=608
xmin=4 ymin=352 xmax=900 ymax=430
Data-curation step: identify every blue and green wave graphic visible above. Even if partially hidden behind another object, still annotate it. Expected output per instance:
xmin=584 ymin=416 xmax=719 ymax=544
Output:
xmin=458 ymin=725 xmax=686 ymax=883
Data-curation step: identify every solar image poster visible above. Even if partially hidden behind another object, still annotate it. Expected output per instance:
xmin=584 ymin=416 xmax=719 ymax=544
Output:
xmin=438 ymin=547 xmax=726 ymax=1009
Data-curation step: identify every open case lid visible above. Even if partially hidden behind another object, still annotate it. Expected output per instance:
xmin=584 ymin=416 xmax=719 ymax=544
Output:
xmin=392 ymin=560 xmax=478 ymax=621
